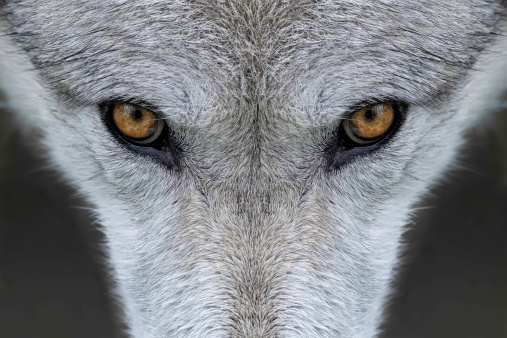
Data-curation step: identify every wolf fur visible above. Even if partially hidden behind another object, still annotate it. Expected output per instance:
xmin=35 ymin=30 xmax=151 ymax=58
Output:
xmin=1 ymin=1 xmax=506 ymax=337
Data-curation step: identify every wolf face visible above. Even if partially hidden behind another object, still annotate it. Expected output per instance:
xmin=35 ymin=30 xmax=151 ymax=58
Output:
xmin=1 ymin=1 xmax=506 ymax=337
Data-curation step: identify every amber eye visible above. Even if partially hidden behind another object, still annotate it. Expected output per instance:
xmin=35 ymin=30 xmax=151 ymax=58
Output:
xmin=343 ymin=103 xmax=396 ymax=145
xmin=111 ymin=103 xmax=164 ymax=145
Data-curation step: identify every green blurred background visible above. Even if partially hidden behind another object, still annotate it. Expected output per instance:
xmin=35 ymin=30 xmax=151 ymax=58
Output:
xmin=0 ymin=105 xmax=506 ymax=338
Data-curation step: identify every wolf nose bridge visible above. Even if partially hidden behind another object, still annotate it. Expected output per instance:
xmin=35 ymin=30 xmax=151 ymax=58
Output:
xmin=192 ymin=101 xmax=320 ymax=336
xmin=201 ymin=106 xmax=312 ymax=216
xmin=203 ymin=177 xmax=306 ymax=336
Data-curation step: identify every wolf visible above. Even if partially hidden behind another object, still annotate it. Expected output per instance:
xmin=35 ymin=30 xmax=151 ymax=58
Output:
xmin=1 ymin=0 xmax=506 ymax=337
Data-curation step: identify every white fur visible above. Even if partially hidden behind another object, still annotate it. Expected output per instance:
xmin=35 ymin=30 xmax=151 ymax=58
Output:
xmin=1 ymin=1 xmax=506 ymax=337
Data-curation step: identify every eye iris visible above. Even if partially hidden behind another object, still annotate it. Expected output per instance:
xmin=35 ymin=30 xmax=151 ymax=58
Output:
xmin=349 ymin=104 xmax=395 ymax=141
xmin=112 ymin=104 xmax=158 ymax=140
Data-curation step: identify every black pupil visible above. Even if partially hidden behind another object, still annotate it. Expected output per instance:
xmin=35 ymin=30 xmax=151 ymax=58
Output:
xmin=365 ymin=109 xmax=375 ymax=120
xmin=133 ymin=110 xmax=143 ymax=120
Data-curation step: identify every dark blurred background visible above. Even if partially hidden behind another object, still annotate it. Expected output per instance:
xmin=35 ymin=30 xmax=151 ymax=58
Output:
xmin=0 ymin=105 xmax=506 ymax=338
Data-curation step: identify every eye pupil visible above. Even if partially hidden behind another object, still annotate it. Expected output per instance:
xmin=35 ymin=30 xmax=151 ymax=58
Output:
xmin=133 ymin=110 xmax=143 ymax=120
xmin=365 ymin=109 xmax=374 ymax=120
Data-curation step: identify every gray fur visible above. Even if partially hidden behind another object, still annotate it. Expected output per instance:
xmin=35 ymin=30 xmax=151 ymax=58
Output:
xmin=1 ymin=1 xmax=506 ymax=337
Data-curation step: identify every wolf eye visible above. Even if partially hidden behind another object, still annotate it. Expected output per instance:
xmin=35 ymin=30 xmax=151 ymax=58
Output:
xmin=111 ymin=103 xmax=164 ymax=145
xmin=328 ymin=102 xmax=404 ymax=170
xmin=343 ymin=103 xmax=395 ymax=145
xmin=102 ymin=101 xmax=179 ymax=169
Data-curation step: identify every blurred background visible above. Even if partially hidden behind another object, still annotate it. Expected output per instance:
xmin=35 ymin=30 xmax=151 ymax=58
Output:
xmin=0 ymin=104 xmax=506 ymax=338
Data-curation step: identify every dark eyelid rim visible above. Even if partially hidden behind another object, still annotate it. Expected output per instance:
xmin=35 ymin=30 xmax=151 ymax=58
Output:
xmin=99 ymin=100 xmax=180 ymax=170
xmin=327 ymin=100 xmax=408 ymax=170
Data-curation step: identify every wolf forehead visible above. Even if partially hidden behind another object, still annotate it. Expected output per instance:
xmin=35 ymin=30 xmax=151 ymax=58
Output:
xmin=5 ymin=0 xmax=500 ymax=118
